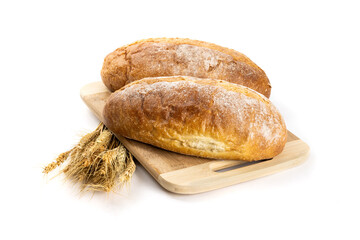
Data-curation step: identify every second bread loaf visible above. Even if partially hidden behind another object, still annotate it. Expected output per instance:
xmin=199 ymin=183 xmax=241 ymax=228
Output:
xmin=101 ymin=38 xmax=271 ymax=97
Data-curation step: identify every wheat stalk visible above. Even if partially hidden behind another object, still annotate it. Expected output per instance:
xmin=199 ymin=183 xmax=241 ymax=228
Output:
xmin=43 ymin=123 xmax=136 ymax=193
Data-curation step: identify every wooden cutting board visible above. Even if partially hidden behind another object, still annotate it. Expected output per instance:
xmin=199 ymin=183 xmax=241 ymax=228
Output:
xmin=80 ymin=82 xmax=310 ymax=194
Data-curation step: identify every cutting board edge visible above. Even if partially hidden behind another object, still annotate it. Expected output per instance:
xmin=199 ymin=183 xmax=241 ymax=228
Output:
xmin=157 ymin=139 xmax=310 ymax=194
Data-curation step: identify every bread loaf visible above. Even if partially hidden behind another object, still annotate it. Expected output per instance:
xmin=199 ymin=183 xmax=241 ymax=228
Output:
xmin=103 ymin=76 xmax=286 ymax=161
xmin=101 ymin=38 xmax=271 ymax=98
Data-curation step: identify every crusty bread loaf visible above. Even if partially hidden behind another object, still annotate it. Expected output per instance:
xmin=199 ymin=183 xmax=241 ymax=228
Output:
xmin=103 ymin=76 xmax=286 ymax=161
xmin=101 ymin=38 xmax=271 ymax=98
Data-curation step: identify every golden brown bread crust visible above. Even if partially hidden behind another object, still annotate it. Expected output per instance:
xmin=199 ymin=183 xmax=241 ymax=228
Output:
xmin=103 ymin=76 xmax=286 ymax=161
xmin=101 ymin=38 xmax=271 ymax=98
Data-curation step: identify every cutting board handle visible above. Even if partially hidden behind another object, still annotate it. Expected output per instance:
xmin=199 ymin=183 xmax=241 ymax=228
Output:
xmin=158 ymin=140 xmax=309 ymax=194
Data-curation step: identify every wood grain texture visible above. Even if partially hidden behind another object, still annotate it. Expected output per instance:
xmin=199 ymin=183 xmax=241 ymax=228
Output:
xmin=80 ymin=81 xmax=309 ymax=194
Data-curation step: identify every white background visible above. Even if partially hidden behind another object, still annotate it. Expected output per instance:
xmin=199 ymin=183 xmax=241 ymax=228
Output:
xmin=1 ymin=0 xmax=359 ymax=239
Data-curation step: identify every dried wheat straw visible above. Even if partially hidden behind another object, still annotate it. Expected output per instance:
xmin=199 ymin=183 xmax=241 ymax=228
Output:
xmin=43 ymin=123 xmax=136 ymax=193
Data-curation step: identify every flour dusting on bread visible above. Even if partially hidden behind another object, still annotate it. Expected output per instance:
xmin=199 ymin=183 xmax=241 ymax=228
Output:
xmin=122 ymin=77 xmax=283 ymax=145
xmin=175 ymin=44 xmax=221 ymax=73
